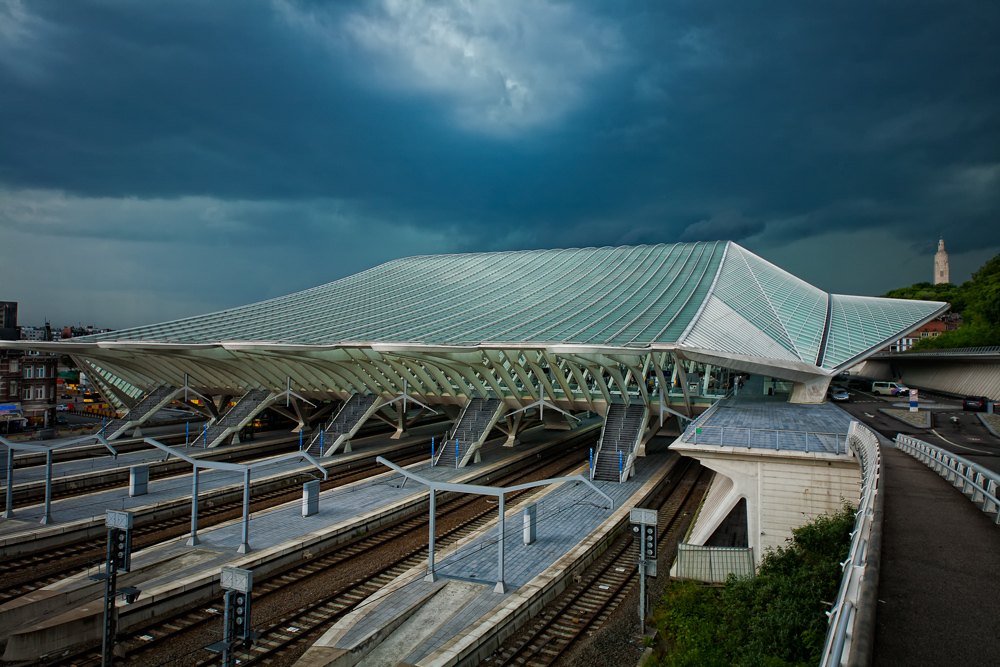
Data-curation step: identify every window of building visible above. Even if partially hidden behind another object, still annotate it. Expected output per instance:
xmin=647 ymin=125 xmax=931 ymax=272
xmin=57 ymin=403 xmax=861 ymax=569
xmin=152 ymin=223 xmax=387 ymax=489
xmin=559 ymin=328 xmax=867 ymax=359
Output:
xmin=9 ymin=360 xmax=17 ymax=373
xmin=34 ymin=387 xmax=45 ymax=400
xmin=36 ymin=366 xmax=46 ymax=378
xmin=22 ymin=387 xmax=30 ymax=400
xmin=23 ymin=366 xmax=32 ymax=378
xmin=921 ymin=332 xmax=929 ymax=338
xmin=9 ymin=380 xmax=16 ymax=396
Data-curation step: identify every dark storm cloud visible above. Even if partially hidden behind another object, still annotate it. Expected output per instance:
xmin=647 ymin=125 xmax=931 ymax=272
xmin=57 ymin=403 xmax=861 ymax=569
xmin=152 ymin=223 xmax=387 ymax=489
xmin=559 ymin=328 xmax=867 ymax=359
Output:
xmin=1 ymin=0 xmax=999 ymax=326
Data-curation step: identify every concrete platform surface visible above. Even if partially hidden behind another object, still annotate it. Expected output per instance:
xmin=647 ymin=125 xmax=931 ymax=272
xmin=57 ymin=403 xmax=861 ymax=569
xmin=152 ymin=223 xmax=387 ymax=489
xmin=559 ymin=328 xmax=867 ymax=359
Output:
xmin=0 ymin=422 xmax=446 ymax=532
xmin=1 ymin=429 xmax=270 ymax=487
xmin=679 ymin=376 xmax=853 ymax=454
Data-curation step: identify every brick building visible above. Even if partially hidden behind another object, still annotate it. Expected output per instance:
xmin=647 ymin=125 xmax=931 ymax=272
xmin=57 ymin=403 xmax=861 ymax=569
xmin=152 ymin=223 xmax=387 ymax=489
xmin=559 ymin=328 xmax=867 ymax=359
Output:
xmin=885 ymin=315 xmax=959 ymax=353
xmin=0 ymin=302 xmax=58 ymax=430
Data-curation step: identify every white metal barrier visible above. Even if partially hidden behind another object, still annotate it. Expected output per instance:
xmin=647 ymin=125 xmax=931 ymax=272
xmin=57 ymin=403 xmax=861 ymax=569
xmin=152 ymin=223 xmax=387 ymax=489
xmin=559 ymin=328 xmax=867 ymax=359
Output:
xmin=894 ymin=434 xmax=1000 ymax=523
xmin=689 ymin=425 xmax=847 ymax=454
xmin=819 ymin=421 xmax=881 ymax=667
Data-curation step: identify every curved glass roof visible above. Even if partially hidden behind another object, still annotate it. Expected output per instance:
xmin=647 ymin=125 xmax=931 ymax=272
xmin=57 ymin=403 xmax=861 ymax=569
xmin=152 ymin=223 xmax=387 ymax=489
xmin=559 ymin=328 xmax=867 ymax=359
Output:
xmin=72 ymin=241 xmax=946 ymax=372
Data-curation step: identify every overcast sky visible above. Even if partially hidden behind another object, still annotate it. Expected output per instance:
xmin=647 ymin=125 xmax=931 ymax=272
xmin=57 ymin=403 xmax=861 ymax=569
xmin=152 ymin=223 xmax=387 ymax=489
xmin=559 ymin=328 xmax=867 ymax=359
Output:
xmin=2 ymin=0 xmax=998 ymax=329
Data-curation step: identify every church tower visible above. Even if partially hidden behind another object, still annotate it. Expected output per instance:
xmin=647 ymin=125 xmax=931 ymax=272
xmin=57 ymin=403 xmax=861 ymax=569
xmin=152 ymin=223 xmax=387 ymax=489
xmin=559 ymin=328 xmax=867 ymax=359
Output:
xmin=934 ymin=238 xmax=949 ymax=285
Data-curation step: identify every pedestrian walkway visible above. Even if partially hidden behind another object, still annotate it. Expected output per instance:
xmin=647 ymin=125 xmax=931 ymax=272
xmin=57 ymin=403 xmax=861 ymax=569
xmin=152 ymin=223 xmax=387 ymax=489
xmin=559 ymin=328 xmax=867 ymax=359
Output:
xmin=873 ymin=442 xmax=1000 ymax=666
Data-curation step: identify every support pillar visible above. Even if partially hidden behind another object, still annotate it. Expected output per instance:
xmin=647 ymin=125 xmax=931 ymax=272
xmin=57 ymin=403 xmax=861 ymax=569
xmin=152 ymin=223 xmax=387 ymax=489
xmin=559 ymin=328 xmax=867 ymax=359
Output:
xmin=3 ymin=448 xmax=14 ymax=518
xmin=494 ymin=492 xmax=507 ymax=594
xmin=789 ymin=376 xmax=831 ymax=404
xmin=187 ymin=465 xmax=200 ymax=546
xmin=502 ymin=411 xmax=524 ymax=447
xmin=425 ymin=489 xmax=437 ymax=582
xmin=237 ymin=468 xmax=251 ymax=554
xmin=41 ymin=449 xmax=53 ymax=525
xmin=391 ymin=405 xmax=408 ymax=440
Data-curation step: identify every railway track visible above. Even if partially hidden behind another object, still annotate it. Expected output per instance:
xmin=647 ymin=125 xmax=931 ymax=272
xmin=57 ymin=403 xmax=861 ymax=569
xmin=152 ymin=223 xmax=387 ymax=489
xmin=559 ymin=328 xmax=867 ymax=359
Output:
xmin=50 ymin=429 xmax=600 ymax=667
xmin=2 ymin=415 xmax=447 ymax=510
xmin=487 ymin=458 xmax=710 ymax=667
xmin=2 ymin=437 xmax=303 ymax=510
xmin=0 ymin=444 xmax=434 ymax=602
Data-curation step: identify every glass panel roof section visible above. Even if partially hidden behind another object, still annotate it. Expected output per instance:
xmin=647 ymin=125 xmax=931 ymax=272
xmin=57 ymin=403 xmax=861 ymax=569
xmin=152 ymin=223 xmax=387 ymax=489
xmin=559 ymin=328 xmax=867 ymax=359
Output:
xmin=77 ymin=243 xmax=725 ymax=347
xmin=708 ymin=245 xmax=800 ymax=358
xmin=66 ymin=241 xmax=946 ymax=374
xmin=822 ymin=294 xmax=946 ymax=369
xmin=732 ymin=245 xmax=829 ymax=363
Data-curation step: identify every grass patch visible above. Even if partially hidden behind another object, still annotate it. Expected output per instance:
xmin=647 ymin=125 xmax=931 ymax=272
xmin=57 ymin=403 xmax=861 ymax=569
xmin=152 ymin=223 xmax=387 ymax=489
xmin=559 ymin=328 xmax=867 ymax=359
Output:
xmin=649 ymin=503 xmax=856 ymax=667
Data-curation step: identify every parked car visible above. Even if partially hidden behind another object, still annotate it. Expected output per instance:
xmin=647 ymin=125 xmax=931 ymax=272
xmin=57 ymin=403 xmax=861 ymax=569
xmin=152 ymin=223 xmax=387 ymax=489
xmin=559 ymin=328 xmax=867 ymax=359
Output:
xmin=963 ymin=396 xmax=990 ymax=412
xmin=55 ymin=416 xmax=69 ymax=425
xmin=871 ymin=381 xmax=909 ymax=396
xmin=829 ymin=388 xmax=850 ymax=402
xmin=56 ymin=404 xmax=69 ymax=411
xmin=59 ymin=394 xmax=73 ymax=399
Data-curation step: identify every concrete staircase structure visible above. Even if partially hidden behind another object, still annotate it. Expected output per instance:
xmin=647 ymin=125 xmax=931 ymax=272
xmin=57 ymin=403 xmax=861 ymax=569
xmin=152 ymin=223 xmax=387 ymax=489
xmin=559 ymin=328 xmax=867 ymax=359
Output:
xmin=193 ymin=389 xmax=273 ymax=448
xmin=592 ymin=402 xmax=646 ymax=482
xmin=102 ymin=386 xmax=182 ymax=440
xmin=311 ymin=393 xmax=381 ymax=456
xmin=434 ymin=397 xmax=504 ymax=467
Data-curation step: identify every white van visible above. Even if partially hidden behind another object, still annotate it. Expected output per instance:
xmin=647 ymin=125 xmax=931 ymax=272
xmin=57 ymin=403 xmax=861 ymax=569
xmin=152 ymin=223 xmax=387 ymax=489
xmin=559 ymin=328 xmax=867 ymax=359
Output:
xmin=871 ymin=381 xmax=908 ymax=396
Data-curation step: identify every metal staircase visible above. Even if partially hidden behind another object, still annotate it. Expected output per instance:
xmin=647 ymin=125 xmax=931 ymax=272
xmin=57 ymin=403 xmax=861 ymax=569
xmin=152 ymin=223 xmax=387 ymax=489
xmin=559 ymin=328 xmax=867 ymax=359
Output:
xmin=193 ymin=389 xmax=272 ymax=448
xmin=102 ymin=386 xmax=181 ymax=440
xmin=309 ymin=393 xmax=380 ymax=456
xmin=592 ymin=402 xmax=646 ymax=482
xmin=433 ymin=397 xmax=504 ymax=467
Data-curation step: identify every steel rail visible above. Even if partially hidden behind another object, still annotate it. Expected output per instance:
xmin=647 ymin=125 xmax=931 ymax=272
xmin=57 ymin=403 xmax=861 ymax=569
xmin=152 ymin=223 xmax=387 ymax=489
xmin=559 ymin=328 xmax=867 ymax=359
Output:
xmin=47 ymin=431 xmax=598 ymax=667
xmin=494 ymin=462 xmax=708 ymax=667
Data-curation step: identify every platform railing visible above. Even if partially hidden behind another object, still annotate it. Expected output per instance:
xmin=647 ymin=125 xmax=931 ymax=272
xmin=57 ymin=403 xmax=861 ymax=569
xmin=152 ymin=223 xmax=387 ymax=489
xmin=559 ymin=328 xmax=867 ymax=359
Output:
xmin=874 ymin=345 xmax=1000 ymax=358
xmin=894 ymin=434 xmax=1000 ymax=523
xmin=819 ymin=421 xmax=881 ymax=667
xmin=620 ymin=406 xmax=648 ymax=483
xmin=688 ymin=425 xmax=847 ymax=455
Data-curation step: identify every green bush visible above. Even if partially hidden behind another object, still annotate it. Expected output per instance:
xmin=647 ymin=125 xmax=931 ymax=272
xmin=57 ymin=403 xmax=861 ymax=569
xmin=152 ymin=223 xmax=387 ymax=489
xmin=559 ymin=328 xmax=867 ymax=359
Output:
xmin=650 ymin=503 xmax=856 ymax=667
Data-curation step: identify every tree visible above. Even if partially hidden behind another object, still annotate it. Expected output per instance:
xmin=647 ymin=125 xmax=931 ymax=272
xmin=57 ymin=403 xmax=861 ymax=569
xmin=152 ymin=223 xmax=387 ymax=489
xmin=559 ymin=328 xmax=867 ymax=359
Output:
xmin=883 ymin=251 xmax=1000 ymax=349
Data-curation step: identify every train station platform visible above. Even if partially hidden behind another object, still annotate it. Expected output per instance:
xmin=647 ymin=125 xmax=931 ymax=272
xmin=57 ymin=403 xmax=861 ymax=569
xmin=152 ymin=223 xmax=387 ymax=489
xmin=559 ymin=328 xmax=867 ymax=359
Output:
xmin=296 ymin=447 xmax=678 ymax=667
xmin=873 ymin=438 xmax=1000 ymax=666
xmin=0 ymin=424 xmax=597 ymax=661
xmin=0 ymin=422 xmax=450 ymax=556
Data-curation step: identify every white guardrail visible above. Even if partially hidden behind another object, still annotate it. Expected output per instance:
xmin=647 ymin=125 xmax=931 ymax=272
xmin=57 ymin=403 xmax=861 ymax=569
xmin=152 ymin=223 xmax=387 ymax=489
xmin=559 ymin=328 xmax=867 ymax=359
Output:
xmin=894 ymin=434 xmax=1000 ymax=524
xmin=819 ymin=421 xmax=882 ymax=667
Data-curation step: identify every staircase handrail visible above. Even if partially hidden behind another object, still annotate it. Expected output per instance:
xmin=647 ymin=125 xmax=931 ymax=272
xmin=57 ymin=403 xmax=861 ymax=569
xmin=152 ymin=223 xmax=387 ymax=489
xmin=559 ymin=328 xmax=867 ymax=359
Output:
xmin=591 ymin=405 xmax=617 ymax=481
xmin=620 ymin=405 xmax=649 ymax=483
xmin=446 ymin=399 xmax=475 ymax=442
xmin=310 ymin=394 xmax=355 ymax=447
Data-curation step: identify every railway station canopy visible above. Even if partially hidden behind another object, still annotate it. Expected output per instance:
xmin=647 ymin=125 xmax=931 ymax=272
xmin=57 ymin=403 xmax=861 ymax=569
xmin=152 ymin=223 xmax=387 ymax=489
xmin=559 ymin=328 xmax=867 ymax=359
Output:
xmin=3 ymin=242 xmax=947 ymax=411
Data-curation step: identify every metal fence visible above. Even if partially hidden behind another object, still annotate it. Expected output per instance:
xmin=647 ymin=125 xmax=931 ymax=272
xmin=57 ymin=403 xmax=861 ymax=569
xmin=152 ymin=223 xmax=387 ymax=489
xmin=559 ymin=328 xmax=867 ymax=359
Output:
xmin=674 ymin=543 xmax=755 ymax=583
xmin=688 ymin=425 xmax=847 ymax=455
xmin=875 ymin=345 xmax=1000 ymax=358
xmin=894 ymin=434 xmax=1000 ymax=524
xmin=819 ymin=421 xmax=882 ymax=667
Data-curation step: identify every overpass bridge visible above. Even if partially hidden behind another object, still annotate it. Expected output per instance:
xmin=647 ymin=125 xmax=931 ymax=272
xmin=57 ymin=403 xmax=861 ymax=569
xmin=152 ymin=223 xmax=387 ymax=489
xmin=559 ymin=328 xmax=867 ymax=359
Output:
xmin=855 ymin=346 xmax=1000 ymax=402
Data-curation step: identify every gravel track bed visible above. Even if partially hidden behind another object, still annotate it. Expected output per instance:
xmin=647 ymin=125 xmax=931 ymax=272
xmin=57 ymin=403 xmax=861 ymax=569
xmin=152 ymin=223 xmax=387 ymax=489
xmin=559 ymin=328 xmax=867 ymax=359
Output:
xmin=561 ymin=470 xmax=711 ymax=667
xmin=478 ymin=457 xmax=711 ymax=667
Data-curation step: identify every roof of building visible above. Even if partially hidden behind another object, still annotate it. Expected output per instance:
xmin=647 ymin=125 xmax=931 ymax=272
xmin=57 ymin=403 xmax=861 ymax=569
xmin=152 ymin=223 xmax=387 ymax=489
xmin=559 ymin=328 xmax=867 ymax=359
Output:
xmin=62 ymin=241 xmax=945 ymax=373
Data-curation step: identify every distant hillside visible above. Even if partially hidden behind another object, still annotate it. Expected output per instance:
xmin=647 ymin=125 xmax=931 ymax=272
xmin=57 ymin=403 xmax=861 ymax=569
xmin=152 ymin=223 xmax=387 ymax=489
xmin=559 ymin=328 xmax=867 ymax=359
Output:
xmin=881 ymin=252 xmax=1000 ymax=349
